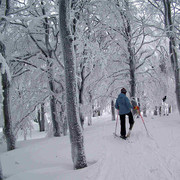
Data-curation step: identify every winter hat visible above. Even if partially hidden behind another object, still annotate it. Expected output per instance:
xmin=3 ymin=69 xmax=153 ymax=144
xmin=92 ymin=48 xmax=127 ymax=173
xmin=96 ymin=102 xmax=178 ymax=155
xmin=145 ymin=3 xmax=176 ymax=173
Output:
xmin=121 ymin=88 xmax=127 ymax=94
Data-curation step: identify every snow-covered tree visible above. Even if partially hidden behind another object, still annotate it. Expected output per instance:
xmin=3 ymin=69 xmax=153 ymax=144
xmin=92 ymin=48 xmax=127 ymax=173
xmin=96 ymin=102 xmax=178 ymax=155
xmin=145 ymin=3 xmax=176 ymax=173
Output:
xmin=0 ymin=53 xmax=16 ymax=151
xmin=147 ymin=0 xmax=180 ymax=114
xmin=1 ymin=0 xmax=66 ymax=137
xmin=59 ymin=0 xmax=87 ymax=169
xmin=0 ymin=43 xmax=16 ymax=151
xmin=162 ymin=0 xmax=180 ymax=114
xmin=0 ymin=159 xmax=3 ymax=180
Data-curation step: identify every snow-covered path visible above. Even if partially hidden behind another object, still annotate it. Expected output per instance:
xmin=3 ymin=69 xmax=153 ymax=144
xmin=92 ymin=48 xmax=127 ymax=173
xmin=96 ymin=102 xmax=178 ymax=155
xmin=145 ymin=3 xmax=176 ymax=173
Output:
xmin=1 ymin=112 xmax=180 ymax=180
xmin=85 ymin=113 xmax=180 ymax=180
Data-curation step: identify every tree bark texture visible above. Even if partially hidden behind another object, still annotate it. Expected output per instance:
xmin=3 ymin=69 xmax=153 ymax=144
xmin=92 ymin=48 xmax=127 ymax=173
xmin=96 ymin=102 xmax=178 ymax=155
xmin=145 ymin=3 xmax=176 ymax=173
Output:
xmin=2 ymin=64 xmax=16 ymax=151
xmin=48 ymin=64 xmax=60 ymax=136
xmin=88 ymin=92 xmax=92 ymax=126
xmin=111 ymin=100 xmax=115 ymax=121
xmin=60 ymin=94 xmax=68 ymax=136
xmin=50 ymin=92 xmax=60 ymax=136
xmin=37 ymin=104 xmax=45 ymax=132
xmin=40 ymin=103 xmax=45 ymax=131
xmin=0 ymin=41 xmax=15 ymax=151
xmin=59 ymin=0 xmax=87 ymax=169
xmin=79 ymin=67 xmax=85 ymax=128
xmin=37 ymin=109 xmax=41 ymax=131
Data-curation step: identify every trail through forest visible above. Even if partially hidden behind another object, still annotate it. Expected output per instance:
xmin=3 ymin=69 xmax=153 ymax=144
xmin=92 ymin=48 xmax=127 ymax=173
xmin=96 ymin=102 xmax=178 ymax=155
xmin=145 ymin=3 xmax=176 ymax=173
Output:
xmin=1 ymin=112 xmax=180 ymax=180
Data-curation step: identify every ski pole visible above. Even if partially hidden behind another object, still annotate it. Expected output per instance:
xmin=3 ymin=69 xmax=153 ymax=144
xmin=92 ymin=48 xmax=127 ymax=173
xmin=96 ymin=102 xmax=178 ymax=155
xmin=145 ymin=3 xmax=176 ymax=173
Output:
xmin=138 ymin=109 xmax=150 ymax=136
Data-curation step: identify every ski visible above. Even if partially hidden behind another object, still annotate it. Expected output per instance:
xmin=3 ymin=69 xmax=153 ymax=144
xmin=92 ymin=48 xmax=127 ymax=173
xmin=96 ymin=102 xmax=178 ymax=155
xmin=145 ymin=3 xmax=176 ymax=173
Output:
xmin=113 ymin=133 xmax=133 ymax=143
xmin=113 ymin=133 xmax=127 ymax=140
xmin=126 ymin=130 xmax=131 ymax=138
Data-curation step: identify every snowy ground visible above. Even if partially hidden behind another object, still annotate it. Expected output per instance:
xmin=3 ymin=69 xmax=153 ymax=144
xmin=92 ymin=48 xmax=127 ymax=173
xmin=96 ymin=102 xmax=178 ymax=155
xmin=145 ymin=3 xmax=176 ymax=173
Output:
xmin=1 ymin=112 xmax=180 ymax=180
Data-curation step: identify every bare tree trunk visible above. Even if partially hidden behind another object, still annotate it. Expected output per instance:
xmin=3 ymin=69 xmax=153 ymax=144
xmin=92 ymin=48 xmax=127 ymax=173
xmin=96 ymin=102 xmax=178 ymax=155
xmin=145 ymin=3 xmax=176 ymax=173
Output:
xmin=79 ymin=76 xmax=85 ymax=128
xmin=126 ymin=1 xmax=136 ymax=101
xmin=50 ymin=91 xmax=60 ymax=136
xmin=88 ymin=92 xmax=92 ymax=126
xmin=59 ymin=0 xmax=87 ymax=169
xmin=163 ymin=0 xmax=180 ymax=114
xmin=111 ymin=100 xmax=115 ymax=121
xmin=37 ymin=103 xmax=45 ymax=132
xmin=37 ymin=109 xmax=41 ymax=131
xmin=61 ymin=94 xmax=68 ymax=136
xmin=0 ymin=41 xmax=15 ymax=151
xmin=41 ymin=0 xmax=60 ymax=136
xmin=46 ymin=65 xmax=60 ymax=136
xmin=79 ymin=67 xmax=85 ymax=128
xmin=122 ymin=0 xmax=137 ymax=110
xmin=169 ymin=39 xmax=180 ymax=114
xmin=40 ymin=103 xmax=45 ymax=131
xmin=2 ymin=69 xmax=16 ymax=151
xmin=63 ymin=116 xmax=68 ymax=136
xmin=0 ymin=159 xmax=3 ymax=180
xmin=0 ymin=1 xmax=15 ymax=151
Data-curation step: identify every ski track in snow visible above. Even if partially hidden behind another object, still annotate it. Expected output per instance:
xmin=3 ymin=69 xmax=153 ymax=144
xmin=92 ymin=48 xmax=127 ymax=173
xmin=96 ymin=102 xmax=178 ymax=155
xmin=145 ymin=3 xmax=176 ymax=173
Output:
xmin=90 ymin=115 xmax=180 ymax=180
xmin=1 ymin=113 xmax=180 ymax=180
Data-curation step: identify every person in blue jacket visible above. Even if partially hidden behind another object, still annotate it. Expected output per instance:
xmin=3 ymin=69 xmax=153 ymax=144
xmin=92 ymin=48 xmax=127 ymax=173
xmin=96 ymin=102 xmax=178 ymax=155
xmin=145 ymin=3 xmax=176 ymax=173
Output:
xmin=115 ymin=88 xmax=134 ymax=139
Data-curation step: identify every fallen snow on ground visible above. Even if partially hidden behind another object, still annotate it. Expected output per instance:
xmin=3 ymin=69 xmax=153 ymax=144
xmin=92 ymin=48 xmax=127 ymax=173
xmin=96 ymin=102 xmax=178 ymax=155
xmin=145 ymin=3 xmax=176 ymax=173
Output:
xmin=1 ymin=112 xmax=180 ymax=180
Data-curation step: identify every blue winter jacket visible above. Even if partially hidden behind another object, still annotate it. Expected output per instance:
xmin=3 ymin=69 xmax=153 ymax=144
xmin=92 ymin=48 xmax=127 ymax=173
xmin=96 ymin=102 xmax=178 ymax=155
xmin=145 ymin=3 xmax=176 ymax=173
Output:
xmin=115 ymin=93 xmax=133 ymax=115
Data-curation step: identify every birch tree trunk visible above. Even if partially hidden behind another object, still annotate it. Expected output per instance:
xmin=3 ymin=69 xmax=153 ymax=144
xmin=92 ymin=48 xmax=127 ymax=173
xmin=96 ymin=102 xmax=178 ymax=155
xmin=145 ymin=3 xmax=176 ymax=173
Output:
xmin=59 ymin=0 xmax=87 ymax=169
xmin=163 ymin=0 xmax=180 ymax=114
xmin=0 ymin=42 xmax=15 ymax=151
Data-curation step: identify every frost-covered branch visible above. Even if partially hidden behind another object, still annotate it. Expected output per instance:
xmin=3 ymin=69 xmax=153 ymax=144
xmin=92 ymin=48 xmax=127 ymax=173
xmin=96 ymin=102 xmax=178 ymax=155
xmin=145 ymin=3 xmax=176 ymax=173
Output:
xmin=13 ymin=94 xmax=50 ymax=134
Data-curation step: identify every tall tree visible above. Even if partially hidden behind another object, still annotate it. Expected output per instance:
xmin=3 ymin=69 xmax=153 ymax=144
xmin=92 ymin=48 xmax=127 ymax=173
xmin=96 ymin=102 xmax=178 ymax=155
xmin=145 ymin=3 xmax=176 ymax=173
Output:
xmin=0 ymin=159 xmax=3 ymax=180
xmin=0 ymin=44 xmax=16 ymax=151
xmin=0 ymin=0 xmax=16 ymax=151
xmin=148 ymin=0 xmax=180 ymax=114
xmin=59 ymin=0 xmax=87 ymax=169
xmin=163 ymin=0 xmax=180 ymax=114
xmin=7 ymin=0 xmax=64 ymax=136
xmin=40 ymin=0 xmax=61 ymax=136
xmin=117 ymin=0 xmax=136 ymax=105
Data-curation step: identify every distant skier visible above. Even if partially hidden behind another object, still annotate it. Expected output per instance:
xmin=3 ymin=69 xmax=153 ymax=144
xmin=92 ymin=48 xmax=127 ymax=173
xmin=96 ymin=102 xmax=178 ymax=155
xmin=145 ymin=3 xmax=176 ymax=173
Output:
xmin=115 ymin=88 xmax=136 ymax=139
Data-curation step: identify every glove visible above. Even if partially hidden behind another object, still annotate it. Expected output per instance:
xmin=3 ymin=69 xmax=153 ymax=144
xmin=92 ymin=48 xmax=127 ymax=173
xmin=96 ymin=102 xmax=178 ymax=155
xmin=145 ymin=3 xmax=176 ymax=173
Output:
xmin=134 ymin=106 xmax=139 ymax=110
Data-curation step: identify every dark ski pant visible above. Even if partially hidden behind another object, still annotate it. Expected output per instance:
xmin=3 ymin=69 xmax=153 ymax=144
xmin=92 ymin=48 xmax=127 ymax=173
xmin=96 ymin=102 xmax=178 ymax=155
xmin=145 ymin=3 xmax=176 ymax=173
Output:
xmin=120 ymin=111 xmax=134 ymax=136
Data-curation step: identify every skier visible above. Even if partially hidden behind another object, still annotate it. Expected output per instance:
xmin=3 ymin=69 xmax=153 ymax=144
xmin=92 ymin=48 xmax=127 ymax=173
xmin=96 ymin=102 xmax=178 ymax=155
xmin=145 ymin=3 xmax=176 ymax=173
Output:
xmin=115 ymin=88 xmax=136 ymax=139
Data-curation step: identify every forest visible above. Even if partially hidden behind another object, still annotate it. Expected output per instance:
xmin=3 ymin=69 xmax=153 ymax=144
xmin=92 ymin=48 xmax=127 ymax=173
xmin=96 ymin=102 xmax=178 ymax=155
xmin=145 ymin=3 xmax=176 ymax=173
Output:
xmin=0 ymin=0 xmax=180 ymax=179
